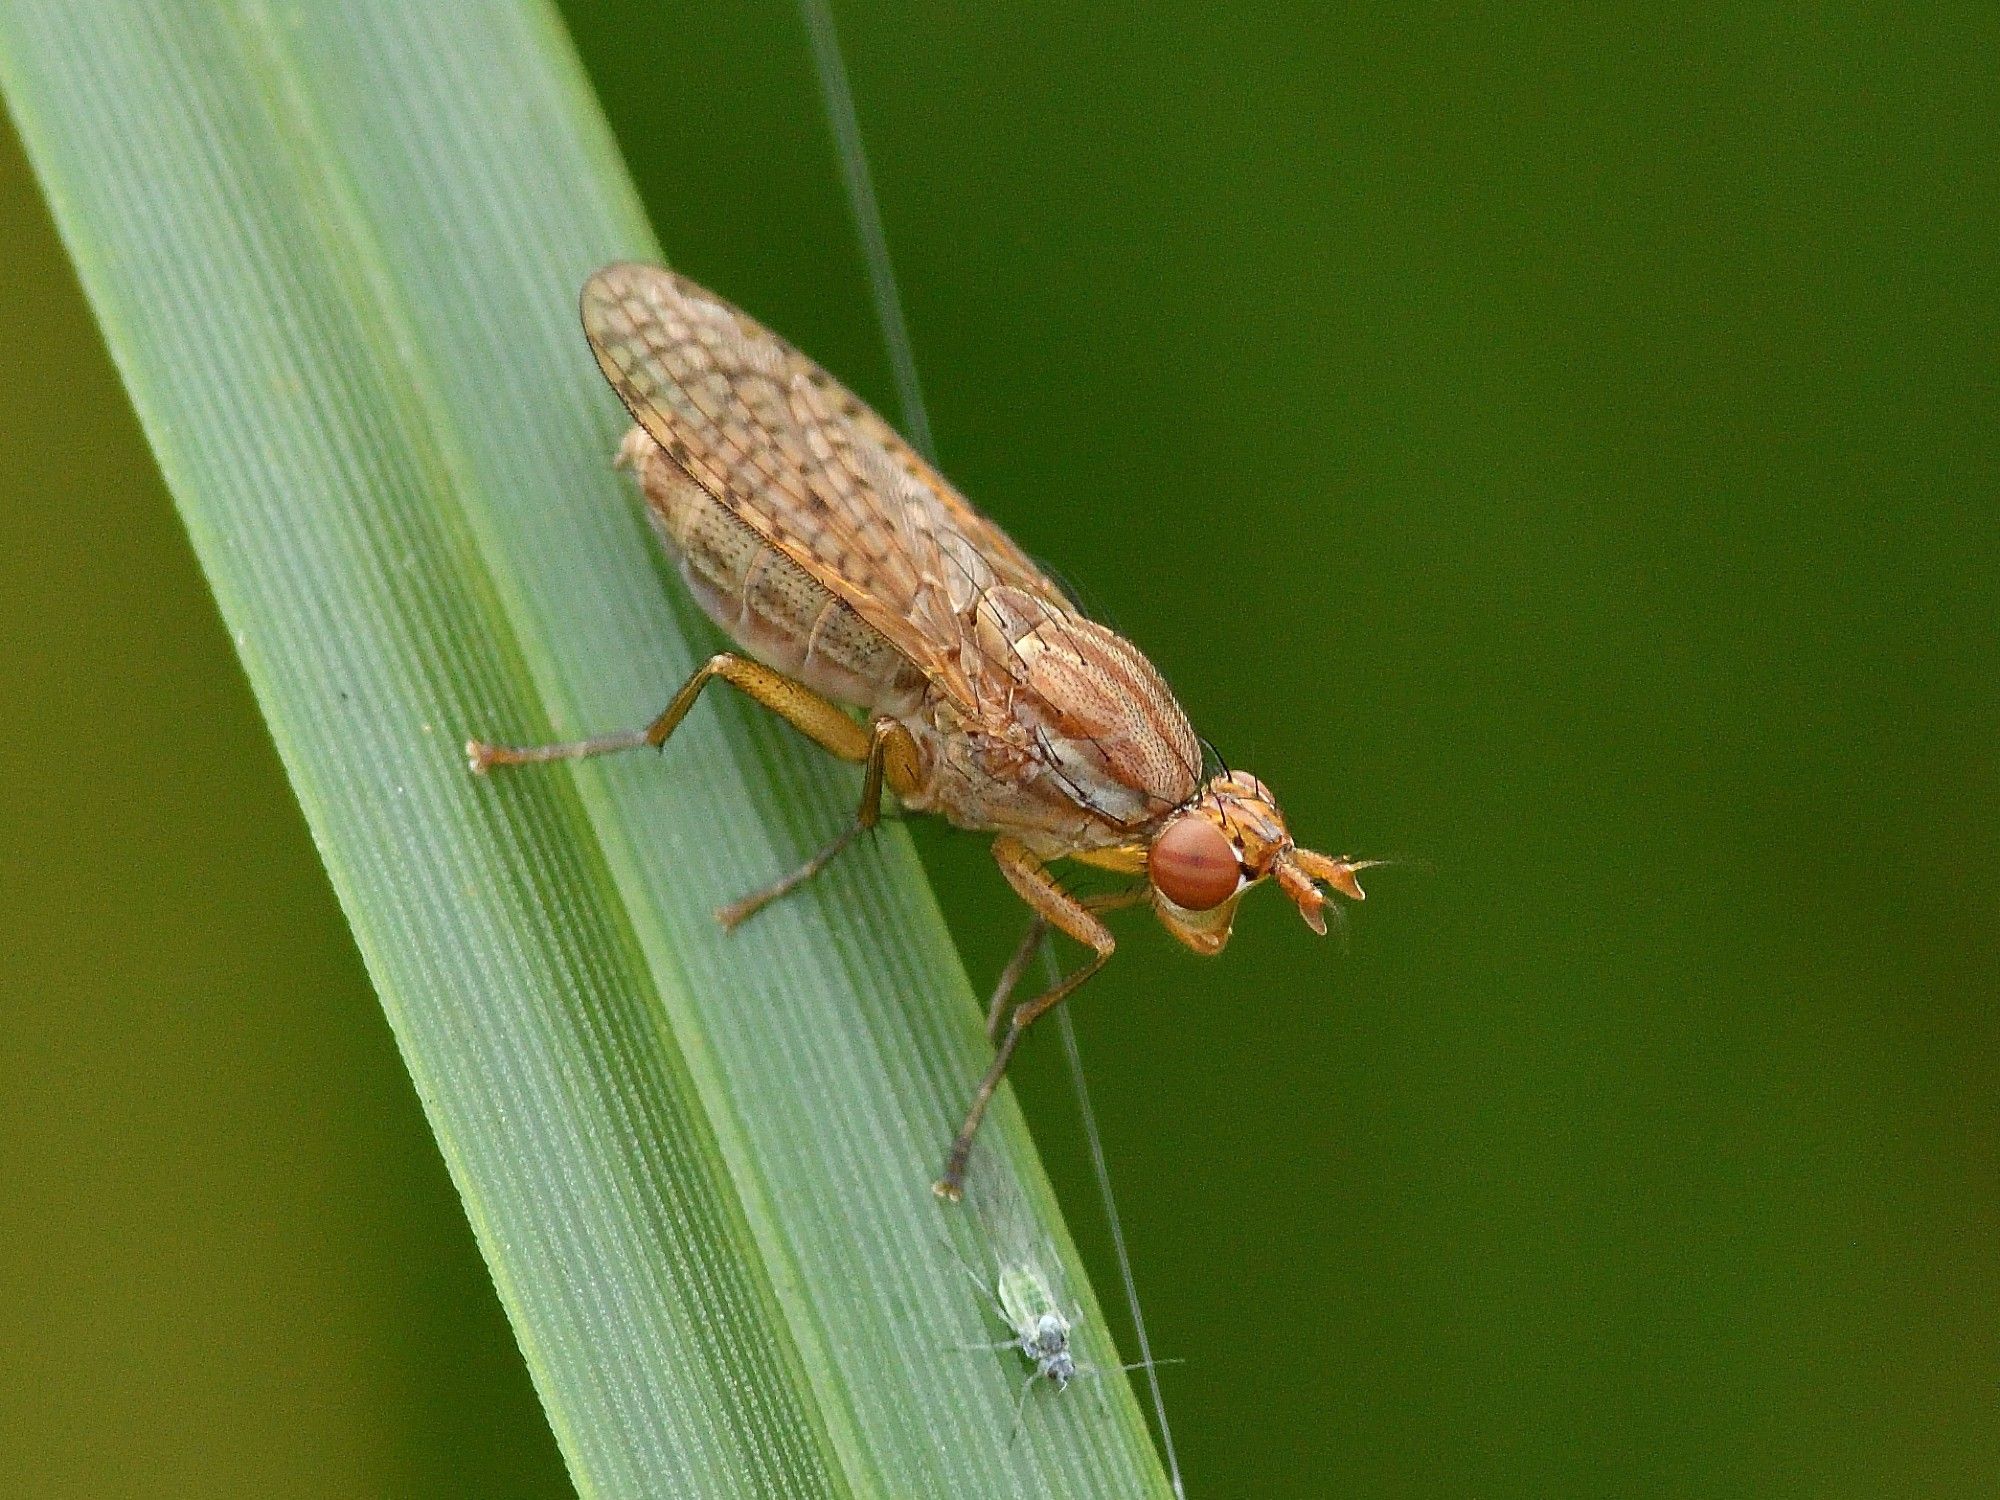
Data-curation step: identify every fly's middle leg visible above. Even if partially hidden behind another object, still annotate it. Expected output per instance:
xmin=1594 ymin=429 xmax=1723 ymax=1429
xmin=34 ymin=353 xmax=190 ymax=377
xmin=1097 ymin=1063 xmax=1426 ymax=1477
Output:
xmin=716 ymin=715 xmax=919 ymax=929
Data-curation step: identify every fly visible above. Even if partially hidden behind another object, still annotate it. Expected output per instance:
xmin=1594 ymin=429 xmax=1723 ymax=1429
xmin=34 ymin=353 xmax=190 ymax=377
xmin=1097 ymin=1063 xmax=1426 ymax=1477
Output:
xmin=468 ymin=263 xmax=1377 ymax=1197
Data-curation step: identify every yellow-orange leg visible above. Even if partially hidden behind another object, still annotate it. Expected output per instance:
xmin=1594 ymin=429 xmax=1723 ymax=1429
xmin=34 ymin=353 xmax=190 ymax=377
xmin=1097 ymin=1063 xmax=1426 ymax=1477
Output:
xmin=983 ymin=920 xmax=1049 ymax=1042
xmin=983 ymin=883 xmax=1149 ymax=1042
xmin=935 ymin=838 xmax=1121 ymax=1200
xmin=468 ymin=651 xmax=876 ymax=770
xmin=716 ymin=716 xmax=914 ymax=929
xmin=467 ymin=652 xmax=918 ymax=924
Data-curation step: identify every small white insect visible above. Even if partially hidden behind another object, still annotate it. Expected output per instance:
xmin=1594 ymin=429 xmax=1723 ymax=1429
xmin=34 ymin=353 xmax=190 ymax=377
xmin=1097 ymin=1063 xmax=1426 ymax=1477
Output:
xmin=954 ymin=1244 xmax=1080 ymax=1398
xmin=944 ymin=1165 xmax=1174 ymax=1437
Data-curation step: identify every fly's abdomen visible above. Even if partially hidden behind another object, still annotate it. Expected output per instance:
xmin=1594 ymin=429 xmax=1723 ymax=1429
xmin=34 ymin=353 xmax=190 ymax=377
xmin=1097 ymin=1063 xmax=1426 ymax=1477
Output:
xmin=622 ymin=428 xmax=926 ymax=715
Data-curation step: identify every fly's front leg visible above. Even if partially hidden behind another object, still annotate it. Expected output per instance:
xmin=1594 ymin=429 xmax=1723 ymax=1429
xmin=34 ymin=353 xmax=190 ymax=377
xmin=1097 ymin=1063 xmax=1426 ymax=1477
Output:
xmin=984 ymin=884 xmax=1148 ymax=1042
xmin=936 ymin=838 xmax=1118 ymax=1200
xmin=715 ymin=715 xmax=919 ymax=930
xmin=984 ymin=919 xmax=1048 ymax=1042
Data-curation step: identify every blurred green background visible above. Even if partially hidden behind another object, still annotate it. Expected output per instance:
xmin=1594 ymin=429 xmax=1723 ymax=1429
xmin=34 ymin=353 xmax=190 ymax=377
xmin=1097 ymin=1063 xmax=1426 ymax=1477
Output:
xmin=3 ymin=2 xmax=1994 ymax=1495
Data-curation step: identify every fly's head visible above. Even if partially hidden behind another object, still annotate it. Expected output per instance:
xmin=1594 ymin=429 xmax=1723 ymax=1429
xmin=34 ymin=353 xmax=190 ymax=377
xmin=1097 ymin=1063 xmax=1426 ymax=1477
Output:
xmin=1145 ymin=771 xmax=1374 ymax=954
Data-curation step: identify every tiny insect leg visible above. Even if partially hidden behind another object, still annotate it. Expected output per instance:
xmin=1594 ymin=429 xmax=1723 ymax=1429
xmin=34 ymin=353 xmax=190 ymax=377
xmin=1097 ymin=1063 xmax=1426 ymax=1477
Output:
xmin=935 ymin=839 xmax=1116 ymax=1200
xmin=1007 ymin=1369 xmax=1040 ymax=1447
xmin=716 ymin=716 xmax=918 ymax=930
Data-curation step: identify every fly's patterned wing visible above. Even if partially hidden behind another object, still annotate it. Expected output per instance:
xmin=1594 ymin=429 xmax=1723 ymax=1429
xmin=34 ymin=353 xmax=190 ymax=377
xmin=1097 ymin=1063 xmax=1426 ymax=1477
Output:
xmin=582 ymin=263 xmax=1068 ymax=711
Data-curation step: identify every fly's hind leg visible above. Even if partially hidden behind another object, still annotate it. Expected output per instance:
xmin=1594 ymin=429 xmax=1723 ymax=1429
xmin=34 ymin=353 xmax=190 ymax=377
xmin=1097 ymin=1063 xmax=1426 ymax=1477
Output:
xmin=467 ymin=652 xmax=918 ymax=926
xmin=466 ymin=652 xmax=859 ymax=772
xmin=936 ymin=838 xmax=1120 ymax=1200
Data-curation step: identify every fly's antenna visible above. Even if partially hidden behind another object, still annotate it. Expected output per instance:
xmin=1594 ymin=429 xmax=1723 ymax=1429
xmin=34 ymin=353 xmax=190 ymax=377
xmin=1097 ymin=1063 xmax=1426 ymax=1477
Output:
xmin=794 ymin=0 xmax=936 ymax=463
xmin=800 ymin=13 xmax=1184 ymax=1489
xmin=1053 ymin=941 xmax=1187 ymax=1498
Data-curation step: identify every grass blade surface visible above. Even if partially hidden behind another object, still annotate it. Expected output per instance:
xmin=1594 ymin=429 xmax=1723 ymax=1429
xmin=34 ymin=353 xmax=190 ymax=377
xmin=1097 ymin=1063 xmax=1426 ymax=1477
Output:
xmin=0 ymin=3 xmax=1172 ymax=1495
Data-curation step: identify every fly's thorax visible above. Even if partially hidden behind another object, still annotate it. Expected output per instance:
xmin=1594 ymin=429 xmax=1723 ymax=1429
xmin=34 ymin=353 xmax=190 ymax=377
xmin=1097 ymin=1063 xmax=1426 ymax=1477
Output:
xmin=1146 ymin=770 xmax=1375 ymax=952
xmin=894 ymin=692 xmax=1149 ymax=856
xmin=623 ymin=427 xmax=925 ymax=715
xmin=954 ymin=585 xmax=1201 ymax=842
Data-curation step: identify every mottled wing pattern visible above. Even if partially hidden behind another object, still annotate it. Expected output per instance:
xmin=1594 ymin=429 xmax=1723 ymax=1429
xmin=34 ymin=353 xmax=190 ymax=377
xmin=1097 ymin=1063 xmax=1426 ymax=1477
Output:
xmin=582 ymin=263 xmax=1067 ymax=711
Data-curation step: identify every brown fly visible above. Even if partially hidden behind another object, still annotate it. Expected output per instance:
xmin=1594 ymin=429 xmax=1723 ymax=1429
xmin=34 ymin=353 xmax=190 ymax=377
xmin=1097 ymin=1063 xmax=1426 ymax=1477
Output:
xmin=468 ymin=264 xmax=1375 ymax=1198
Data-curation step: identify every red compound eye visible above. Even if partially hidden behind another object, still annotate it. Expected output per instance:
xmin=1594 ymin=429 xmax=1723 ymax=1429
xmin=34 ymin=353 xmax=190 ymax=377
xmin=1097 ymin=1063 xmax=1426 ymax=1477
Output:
xmin=1150 ymin=816 xmax=1240 ymax=911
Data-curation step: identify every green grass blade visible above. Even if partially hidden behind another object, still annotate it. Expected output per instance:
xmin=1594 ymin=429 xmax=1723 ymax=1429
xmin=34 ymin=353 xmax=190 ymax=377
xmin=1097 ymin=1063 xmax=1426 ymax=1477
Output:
xmin=0 ymin=2 xmax=1172 ymax=1495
